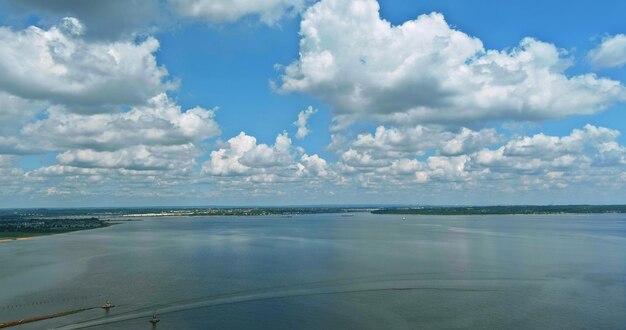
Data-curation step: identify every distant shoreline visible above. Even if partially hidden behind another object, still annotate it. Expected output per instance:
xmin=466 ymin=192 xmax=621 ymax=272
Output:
xmin=1 ymin=206 xmax=625 ymax=243
xmin=371 ymin=205 xmax=626 ymax=216
xmin=0 ymin=218 xmax=113 ymax=243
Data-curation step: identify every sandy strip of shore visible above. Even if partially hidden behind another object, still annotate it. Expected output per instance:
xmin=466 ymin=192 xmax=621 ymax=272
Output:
xmin=0 ymin=236 xmax=39 ymax=243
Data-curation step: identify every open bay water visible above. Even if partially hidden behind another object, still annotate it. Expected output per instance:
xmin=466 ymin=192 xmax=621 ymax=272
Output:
xmin=1 ymin=213 xmax=625 ymax=329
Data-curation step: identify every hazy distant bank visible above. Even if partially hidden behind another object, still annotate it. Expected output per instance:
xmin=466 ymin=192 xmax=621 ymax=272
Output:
xmin=0 ymin=218 xmax=110 ymax=242
xmin=372 ymin=205 xmax=626 ymax=215
xmin=3 ymin=205 xmax=626 ymax=223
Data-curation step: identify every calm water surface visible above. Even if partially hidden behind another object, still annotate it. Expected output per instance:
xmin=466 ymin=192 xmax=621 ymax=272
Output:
xmin=1 ymin=213 xmax=625 ymax=329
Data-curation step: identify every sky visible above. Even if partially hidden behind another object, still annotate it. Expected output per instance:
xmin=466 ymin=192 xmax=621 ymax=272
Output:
xmin=0 ymin=0 xmax=625 ymax=207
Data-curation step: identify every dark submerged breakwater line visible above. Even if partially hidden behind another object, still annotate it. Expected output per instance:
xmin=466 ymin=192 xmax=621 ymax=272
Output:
xmin=0 ymin=307 xmax=95 ymax=328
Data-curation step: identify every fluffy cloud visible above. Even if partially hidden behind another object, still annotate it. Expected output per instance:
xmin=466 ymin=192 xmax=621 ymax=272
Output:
xmin=0 ymin=18 xmax=171 ymax=109
xmin=0 ymin=93 xmax=45 ymax=154
xmin=8 ymin=0 xmax=308 ymax=39
xmin=475 ymin=125 xmax=626 ymax=172
xmin=56 ymin=144 xmax=199 ymax=171
xmin=0 ymin=2 xmax=624 ymax=205
xmin=7 ymin=0 xmax=160 ymax=39
xmin=587 ymin=34 xmax=626 ymax=70
xmin=0 ymin=92 xmax=43 ymax=132
xmin=21 ymin=161 xmax=201 ymax=203
xmin=202 ymin=131 xmax=335 ymax=184
xmin=169 ymin=0 xmax=306 ymax=25
xmin=0 ymin=136 xmax=42 ymax=155
xmin=203 ymin=132 xmax=291 ymax=176
xmin=0 ymin=16 xmax=224 ymax=200
xmin=0 ymin=93 xmax=220 ymax=174
xmin=0 ymin=17 xmax=215 ymax=177
xmin=293 ymin=106 xmax=317 ymax=139
xmin=336 ymin=124 xmax=626 ymax=192
xmin=336 ymin=125 xmax=499 ymax=175
xmin=0 ymin=155 xmax=25 ymax=196
xmin=277 ymin=0 xmax=625 ymax=127
xmin=297 ymin=153 xmax=332 ymax=177
xmin=347 ymin=126 xmax=500 ymax=159
xmin=22 ymin=94 xmax=219 ymax=152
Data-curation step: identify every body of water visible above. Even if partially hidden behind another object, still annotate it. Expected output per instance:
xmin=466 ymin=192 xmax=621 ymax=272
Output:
xmin=1 ymin=213 xmax=625 ymax=329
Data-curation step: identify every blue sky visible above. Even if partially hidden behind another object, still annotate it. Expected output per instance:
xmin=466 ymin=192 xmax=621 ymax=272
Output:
xmin=0 ymin=0 xmax=625 ymax=207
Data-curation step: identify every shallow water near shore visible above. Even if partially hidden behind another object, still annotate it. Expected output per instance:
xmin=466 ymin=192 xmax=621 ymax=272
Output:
xmin=1 ymin=213 xmax=625 ymax=329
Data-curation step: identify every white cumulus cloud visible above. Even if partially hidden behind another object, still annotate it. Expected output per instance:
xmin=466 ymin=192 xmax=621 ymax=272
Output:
xmin=334 ymin=124 xmax=626 ymax=194
xmin=169 ymin=0 xmax=306 ymax=25
xmin=587 ymin=34 xmax=626 ymax=69
xmin=0 ymin=18 xmax=172 ymax=109
xmin=277 ymin=0 xmax=625 ymax=127
xmin=293 ymin=106 xmax=317 ymax=139
xmin=7 ymin=0 xmax=161 ymax=39
xmin=202 ymin=131 xmax=337 ymax=185
xmin=347 ymin=126 xmax=500 ymax=159
xmin=22 ymin=94 xmax=220 ymax=152
xmin=475 ymin=125 xmax=626 ymax=171
xmin=203 ymin=132 xmax=295 ymax=176
xmin=56 ymin=144 xmax=200 ymax=171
